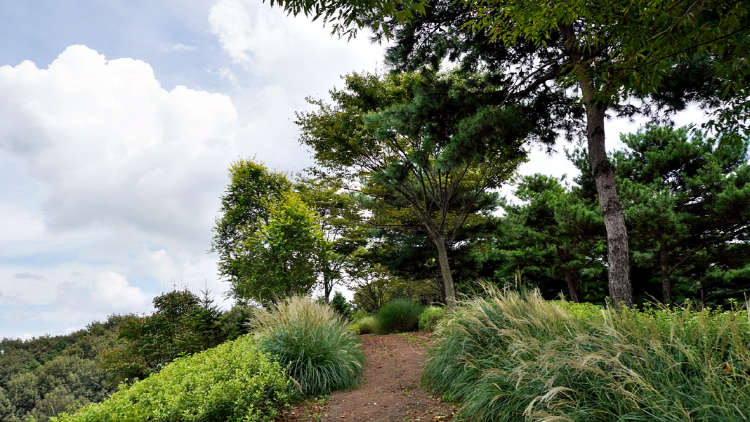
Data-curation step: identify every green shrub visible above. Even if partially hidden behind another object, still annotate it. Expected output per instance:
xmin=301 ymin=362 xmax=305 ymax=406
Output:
xmin=377 ymin=299 xmax=424 ymax=333
xmin=418 ymin=306 xmax=446 ymax=331
xmin=252 ymin=296 xmax=365 ymax=398
xmin=351 ymin=308 xmax=369 ymax=323
xmin=423 ymin=287 xmax=750 ymax=422
xmin=52 ymin=335 xmax=289 ymax=422
xmin=356 ymin=316 xmax=379 ymax=334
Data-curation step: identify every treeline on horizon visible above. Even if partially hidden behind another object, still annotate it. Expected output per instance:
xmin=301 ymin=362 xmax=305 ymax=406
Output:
xmin=0 ymin=290 xmax=251 ymax=422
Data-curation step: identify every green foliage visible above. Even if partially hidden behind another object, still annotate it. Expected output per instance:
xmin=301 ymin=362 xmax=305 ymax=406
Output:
xmin=376 ymin=299 xmax=424 ymax=333
xmin=212 ymin=158 xmax=292 ymax=288
xmin=612 ymin=126 xmax=750 ymax=304
xmin=217 ymin=304 xmax=254 ymax=342
xmin=100 ymin=289 xmax=228 ymax=387
xmin=417 ymin=306 xmax=445 ymax=332
xmin=233 ymin=190 xmax=324 ymax=306
xmin=350 ymin=308 xmax=369 ymax=322
xmin=251 ymin=296 xmax=365 ymax=398
xmin=213 ymin=160 xmax=333 ymax=306
xmin=329 ymin=291 xmax=351 ymax=320
xmin=351 ymin=263 xmax=433 ymax=313
xmin=51 ymin=335 xmax=289 ymax=422
xmin=355 ymin=317 xmax=379 ymax=335
xmin=297 ymin=69 xmax=529 ymax=307
xmin=423 ymin=287 xmax=750 ymax=421
xmin=294 ymin=172 xmax=367 ymax=302
xmin=0 ymin=316 xmax=123 ymax=422
xmin=490 ymin=173 xmax=607 ymax=303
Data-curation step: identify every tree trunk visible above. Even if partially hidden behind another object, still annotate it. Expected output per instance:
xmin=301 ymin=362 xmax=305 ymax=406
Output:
xmin=323 ymin=277 xmax=332 ymax=303
xmin=436 ymin=274 xmax=447 ymax=305
xmin=433 ymin=235 xmax=457 ymax=309
xmin=555 ymin=245 xmax=580 ymax=302
xmin=659 ymin=239 xmax=672 ymax=303
xmin=581 ymin=89 xmax=634 ymax=308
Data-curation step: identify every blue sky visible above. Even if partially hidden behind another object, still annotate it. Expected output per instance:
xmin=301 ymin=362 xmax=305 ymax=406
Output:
xmin=0 ymin=0 xmax=388 ymax=339
xmin=0 ymin=0 xmax=706 ymax=339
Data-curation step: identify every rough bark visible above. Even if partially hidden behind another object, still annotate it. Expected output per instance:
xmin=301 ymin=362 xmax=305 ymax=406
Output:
xmin=659 ymin=239 xmax=672 ymax=303
xmin=581 ymin=87 xmax=634 ymax=308
xmin=323 ymin=277 xmax=332 ymax=303
xmin=433 ymin=235 xmax=457 ymax=309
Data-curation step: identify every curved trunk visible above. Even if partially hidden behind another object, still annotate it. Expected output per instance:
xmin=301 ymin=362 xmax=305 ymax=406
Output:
xmin=582 ymin=93 xmax=634 ymax=308
xmin=433 ymin=235 xmax=457 ymax=309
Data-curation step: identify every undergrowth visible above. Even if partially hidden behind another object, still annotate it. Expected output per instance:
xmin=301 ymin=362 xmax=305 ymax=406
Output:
xmin=423 ymin=287 xmax=750 ymax=422
xmin=51 ymin=335 xmax=289 ymax=422
xmin=418 ymin=306 xmax=446 ymax=332
xmin=356 ymin=316 xmax=379 ymax=334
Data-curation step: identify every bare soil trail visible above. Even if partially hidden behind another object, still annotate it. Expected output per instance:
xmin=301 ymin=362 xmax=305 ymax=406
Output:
xmin=278 ymin=332 xmax=457 ymax=422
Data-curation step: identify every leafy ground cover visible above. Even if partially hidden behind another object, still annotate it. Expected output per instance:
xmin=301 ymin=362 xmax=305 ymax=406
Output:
xmin=423 ymin=287 xmax=750 ymax=422
xmin=51 ymin=335 xmax=289 ymax=422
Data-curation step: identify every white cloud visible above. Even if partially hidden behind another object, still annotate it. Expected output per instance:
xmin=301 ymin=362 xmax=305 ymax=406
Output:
xmin=165 ymin=43 xmax=198 ymax=52
xmin=0 ymin=0 xmax=390 ymax=338
xmin=0 ymin=45 xmax=238 ymax=244
xmin=0 ymin=45 xmax=244 ymax=337
xmin=208 ymin=0 xmax=385 ymax=92
xmin=89 ymin=271 xmax=150 ymax=312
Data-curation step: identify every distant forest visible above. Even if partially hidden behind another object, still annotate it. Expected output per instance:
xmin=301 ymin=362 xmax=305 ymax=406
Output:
xmin=0 ymin=290 xmax=250 ymax=422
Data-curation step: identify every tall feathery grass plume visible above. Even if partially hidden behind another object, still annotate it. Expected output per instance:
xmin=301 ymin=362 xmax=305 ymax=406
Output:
xmin=251 ymin=295 xmax=365 ymax=398
xmin=423 ymin=284 xmax=750 ymax=422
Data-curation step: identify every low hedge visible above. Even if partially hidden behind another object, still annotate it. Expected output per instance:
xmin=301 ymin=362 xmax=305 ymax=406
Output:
xmin=51 ymin=335 xmax=289 ymax=422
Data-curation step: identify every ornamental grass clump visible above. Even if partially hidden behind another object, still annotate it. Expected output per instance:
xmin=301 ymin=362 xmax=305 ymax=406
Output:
xmin=52 ymin=335 xmax=289 ymax=422
xmin=355 ymin=316 xmax=379 ymax=334
xmin=252 ymin=295 xmax=365 ymax=398
xmin=423 ymin=286 xmax=750 ymax=422
xmin=377 ymin=299 xmax=424 ymax=333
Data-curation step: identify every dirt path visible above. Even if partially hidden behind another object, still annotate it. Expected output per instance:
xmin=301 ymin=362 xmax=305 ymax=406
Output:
xmin=278 ymin=332 xmax=457 ymax=422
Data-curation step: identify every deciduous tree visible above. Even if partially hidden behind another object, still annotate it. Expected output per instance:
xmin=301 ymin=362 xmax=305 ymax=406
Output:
xmin=232 ymin=191 xmax=324 ymax=305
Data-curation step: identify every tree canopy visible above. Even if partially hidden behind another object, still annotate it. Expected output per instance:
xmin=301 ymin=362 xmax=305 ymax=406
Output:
xmin=297 ymin=69 xmax=529 ymax=307
xmin=269 ymin=0 xmax=750 ymax=308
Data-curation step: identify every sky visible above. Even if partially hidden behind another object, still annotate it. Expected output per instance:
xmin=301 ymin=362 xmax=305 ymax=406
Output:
xmin=0 ymin=0 xmax=707 ymax=339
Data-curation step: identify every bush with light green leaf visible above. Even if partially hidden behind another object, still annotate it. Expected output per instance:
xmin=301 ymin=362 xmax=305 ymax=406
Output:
xmin=418 ymin=306 xmax=446 ymax=331
xmin=377 ymin=299 xmax=424 ymax=333
xmin=51 ymin=335 xmax=289 ymax=422
xmin=355 ymin=316 xmax=379 ymax=334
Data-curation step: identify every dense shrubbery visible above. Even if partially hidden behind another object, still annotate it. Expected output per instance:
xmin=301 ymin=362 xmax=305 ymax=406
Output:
xmin=418 ymin=306 xmax=446 ymax=332
xmin=51 ymin=335 xmax=289 ymax=422
xmin=100 ymin=289 xmax=252 ymax=387
xmin=423 ymin=287 xmax=750 ymax=422
xmin=376 ymin=299 xmax=424 ymax=333
xmin=252 ymin=296 xmax=365 ymax=398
